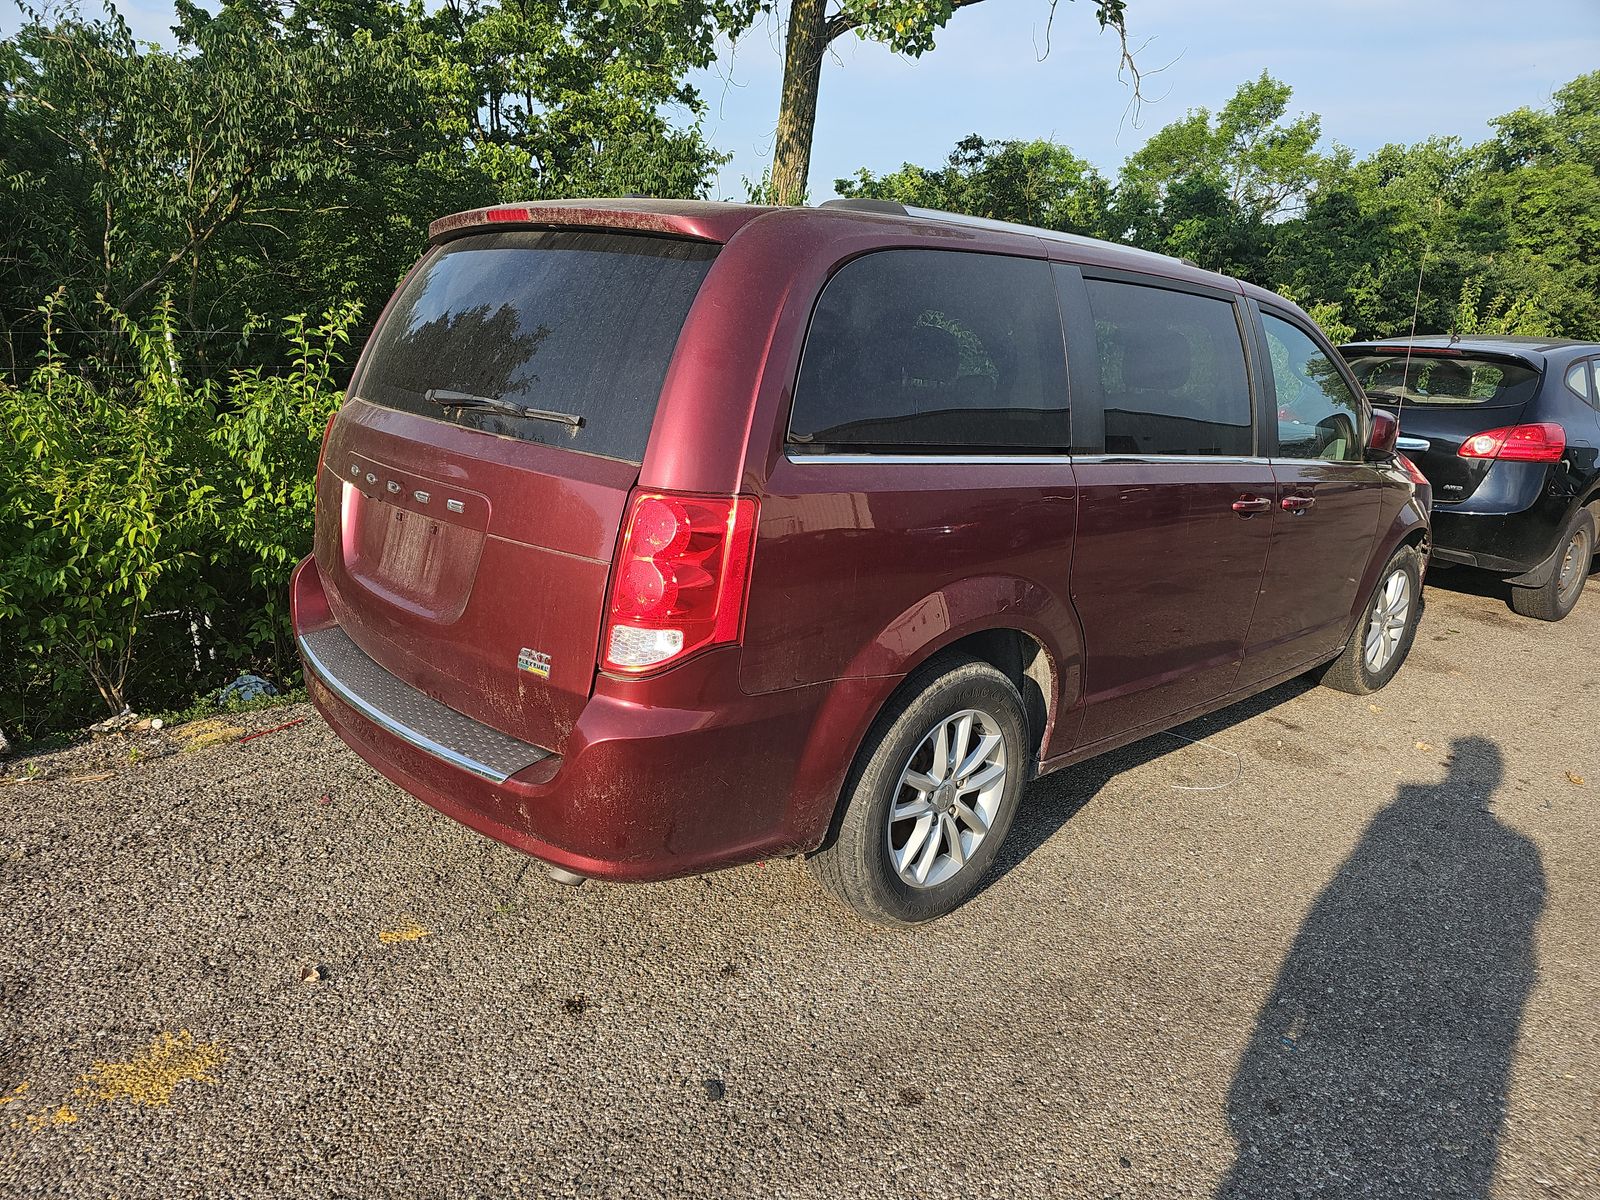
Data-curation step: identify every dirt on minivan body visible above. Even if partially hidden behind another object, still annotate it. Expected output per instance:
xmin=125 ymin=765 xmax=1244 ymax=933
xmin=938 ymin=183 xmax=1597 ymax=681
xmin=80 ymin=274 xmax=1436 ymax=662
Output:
xmin=2 ymin=576 xmax=1597 ymax=1199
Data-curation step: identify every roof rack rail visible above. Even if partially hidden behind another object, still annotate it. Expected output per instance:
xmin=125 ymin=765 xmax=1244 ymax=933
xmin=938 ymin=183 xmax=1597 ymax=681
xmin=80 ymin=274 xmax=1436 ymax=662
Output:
xmin=820 ymin=198 xmax=908 ymax=215
xmin=818 ymin=199 xmax=1193 ymax=271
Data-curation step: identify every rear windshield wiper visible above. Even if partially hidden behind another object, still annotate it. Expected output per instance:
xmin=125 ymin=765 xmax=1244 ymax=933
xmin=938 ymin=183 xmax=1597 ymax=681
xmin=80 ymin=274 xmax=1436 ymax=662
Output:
xmin=424 ymin=388 xmax=586 ymax=430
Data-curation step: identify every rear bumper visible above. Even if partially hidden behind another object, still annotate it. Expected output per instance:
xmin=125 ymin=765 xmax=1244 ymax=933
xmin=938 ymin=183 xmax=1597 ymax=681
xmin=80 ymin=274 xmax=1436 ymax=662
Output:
xmin=290 ymin=555 xmax=839 ymax=881
xmin=1430 ymin=503 xmax=1570 ymax=575
xmin=1427 ymin=464 xmax=1571 ymax=575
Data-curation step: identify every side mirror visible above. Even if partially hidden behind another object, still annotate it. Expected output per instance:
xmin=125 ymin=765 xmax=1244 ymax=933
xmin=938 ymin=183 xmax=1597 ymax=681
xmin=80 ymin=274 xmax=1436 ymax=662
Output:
xmin=1367 ymin=409 xmax=1398 ymax=457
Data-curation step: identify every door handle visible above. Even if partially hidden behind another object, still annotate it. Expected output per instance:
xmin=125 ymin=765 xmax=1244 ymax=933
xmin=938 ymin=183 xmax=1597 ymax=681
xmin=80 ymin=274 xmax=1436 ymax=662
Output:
xmin=1232 ymin=495 xmax=1272 ymax=515
xmin=1281 ymin=495 xmax=1316 ymax=514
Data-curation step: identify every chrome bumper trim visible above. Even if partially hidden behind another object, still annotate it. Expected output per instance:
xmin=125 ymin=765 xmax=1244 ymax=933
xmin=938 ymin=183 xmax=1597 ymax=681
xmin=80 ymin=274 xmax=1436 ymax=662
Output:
xmin=298 ymin=625 xmax=551 ymax=784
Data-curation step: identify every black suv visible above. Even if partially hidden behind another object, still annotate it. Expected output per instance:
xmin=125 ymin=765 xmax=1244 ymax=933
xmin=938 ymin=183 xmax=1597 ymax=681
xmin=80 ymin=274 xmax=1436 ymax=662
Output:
xmin=1341 ymin=337 xmax=1600 ymax=620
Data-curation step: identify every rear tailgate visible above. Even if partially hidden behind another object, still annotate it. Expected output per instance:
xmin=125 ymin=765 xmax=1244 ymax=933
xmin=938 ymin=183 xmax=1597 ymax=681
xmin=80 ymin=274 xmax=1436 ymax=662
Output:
xmin=1344 ymin=349 xmax=1541 ymax=504
xmin=313 ymin=228 xmax=719 ymax=753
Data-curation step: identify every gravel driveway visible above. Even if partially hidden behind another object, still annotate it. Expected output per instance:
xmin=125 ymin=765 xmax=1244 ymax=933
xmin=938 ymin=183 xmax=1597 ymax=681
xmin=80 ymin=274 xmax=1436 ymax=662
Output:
xmin=3 ymin=571 xmax=1597 ymax=1199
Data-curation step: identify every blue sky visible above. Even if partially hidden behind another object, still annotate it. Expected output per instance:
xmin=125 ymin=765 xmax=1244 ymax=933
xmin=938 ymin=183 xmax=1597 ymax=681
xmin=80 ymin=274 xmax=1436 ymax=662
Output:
xmin=24 ymin=0 xmax=1600 ymax=200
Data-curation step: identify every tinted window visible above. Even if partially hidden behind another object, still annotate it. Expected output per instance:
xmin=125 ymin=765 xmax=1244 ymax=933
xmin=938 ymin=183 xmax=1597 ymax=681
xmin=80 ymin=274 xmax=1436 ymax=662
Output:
xmin=357 ymin=230 xmax=718 ymax=463
xmin=1084 ymin=280 xmax=1253 ymax=456
xmin=1262 ymin=313 xmax=1364 ymax=462
xmin=1343 ymin=353 xmax=1541 ymax=408
xmin=789 ymin=250 xmax=1068 ymax=451
xmin=1565 ymin=360 xmax=1596 ymax=406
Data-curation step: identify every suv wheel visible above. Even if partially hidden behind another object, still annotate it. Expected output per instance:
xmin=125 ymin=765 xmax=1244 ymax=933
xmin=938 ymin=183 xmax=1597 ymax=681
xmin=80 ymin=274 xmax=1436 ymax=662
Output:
xmin=1510 ymin=507 xmax=1594 ymax=622
xmin=1321 ymin=544 xmax=1424 ymax=695
xmin=807 ymin=656 xmax=1028 ymax=925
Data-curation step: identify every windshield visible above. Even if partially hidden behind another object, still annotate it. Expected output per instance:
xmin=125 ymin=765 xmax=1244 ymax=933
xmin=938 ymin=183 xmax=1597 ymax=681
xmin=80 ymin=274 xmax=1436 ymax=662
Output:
xmin=355 ymin=230 xmax=718 ymax=463
xmin=1343 ymin=352 xmax=1541 ymax=407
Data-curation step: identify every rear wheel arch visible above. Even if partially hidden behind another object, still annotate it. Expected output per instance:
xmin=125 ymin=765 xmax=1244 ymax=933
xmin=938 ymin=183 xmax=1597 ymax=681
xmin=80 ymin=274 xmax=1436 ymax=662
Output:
xmin=922 ymin=628 xmax=1056 ymax=769
xmin=791 ymin=625 xmax=1062 ymax=856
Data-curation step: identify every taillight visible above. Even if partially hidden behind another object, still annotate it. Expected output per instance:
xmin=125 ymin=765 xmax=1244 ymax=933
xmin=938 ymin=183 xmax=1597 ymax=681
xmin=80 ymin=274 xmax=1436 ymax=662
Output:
xmin=316 ymin=411 xmax=337 ymax=474
xmin=1397 ymin=452 xmax=1429 ymax=487
xmin=602 ymin=491 xmax=759 ymax=674
xmin=1457 ymin=423 xmax=1565 ymax=463
xmin=486 ymin=206 xmax=532 ymax=223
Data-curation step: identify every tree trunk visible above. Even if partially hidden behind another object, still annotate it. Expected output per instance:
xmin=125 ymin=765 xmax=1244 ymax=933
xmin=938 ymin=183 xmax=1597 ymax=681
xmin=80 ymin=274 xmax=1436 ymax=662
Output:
xmin=770 ymin=0 xmax=830 ymax=206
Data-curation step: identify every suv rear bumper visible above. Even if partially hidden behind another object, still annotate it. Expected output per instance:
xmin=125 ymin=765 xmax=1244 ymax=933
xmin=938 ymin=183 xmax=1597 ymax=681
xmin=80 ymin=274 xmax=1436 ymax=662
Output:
xmin=1428 ymin=473 xmax=1572 ymax=576
xmin=290 ymin=555 xmax=842 ymax=881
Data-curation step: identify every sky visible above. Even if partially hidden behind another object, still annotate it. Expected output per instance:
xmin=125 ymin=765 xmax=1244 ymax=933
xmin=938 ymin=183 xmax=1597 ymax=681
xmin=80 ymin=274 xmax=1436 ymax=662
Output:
xmin=22 ymin=0 xmax=1600 ymax=200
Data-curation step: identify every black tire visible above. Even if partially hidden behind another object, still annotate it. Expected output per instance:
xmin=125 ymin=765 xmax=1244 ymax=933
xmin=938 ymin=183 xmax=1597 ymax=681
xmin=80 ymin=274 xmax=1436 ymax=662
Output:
xmin=1509 ymin=507 xmax=1594 ymax=622
xmin=806 ymin=655 xmax=1029 ymax=926
xmin=1321 ymin=544 xmax=1425 ymax=695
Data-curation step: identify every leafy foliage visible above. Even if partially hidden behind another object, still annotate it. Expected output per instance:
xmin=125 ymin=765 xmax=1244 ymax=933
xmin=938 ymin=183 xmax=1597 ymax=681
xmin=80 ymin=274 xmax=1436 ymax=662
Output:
xmin=0 ymin=300 xmax=358 ymax=739
xmin=0 ymin=0 xmax=730 ymax=357
xmin=846 ymin=71 xmax=1600 ymax=342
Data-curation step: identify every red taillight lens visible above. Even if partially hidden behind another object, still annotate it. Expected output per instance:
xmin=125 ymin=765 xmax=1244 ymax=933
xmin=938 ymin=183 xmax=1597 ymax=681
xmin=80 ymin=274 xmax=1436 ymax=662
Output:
xmin=602 ymin=491 xmax=759 ymax=674
xmin=1458 ymin=423 xmax=1565 ymax=463
xmin=486 ymin=206 xmax=532 ymax=223
xmin=316 ymin=411 xmax=337 ymax=474
xmin=1397 ymin=452 xmax=1429 ymax=487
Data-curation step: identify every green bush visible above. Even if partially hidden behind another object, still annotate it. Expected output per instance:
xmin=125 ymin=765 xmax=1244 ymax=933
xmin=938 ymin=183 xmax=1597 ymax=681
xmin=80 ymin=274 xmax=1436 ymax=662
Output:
xmin=0 ymin=296 xmax=357 ymax=741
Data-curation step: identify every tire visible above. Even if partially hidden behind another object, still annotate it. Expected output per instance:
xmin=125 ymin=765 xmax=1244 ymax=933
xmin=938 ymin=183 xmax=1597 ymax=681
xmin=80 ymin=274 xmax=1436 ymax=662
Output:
xmin=806 ymin=655 xmax=1029 ymax=926
xmin=1321 ymin=544 xmax=1424 ymax=695
xmin=1509 ymin=507 xmax=1594 ymax=622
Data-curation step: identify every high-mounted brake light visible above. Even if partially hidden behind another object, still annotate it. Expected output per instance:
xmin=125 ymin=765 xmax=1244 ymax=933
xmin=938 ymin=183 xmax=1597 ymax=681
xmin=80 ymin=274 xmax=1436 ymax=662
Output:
xmin=485 ymin=206 xmax=533 ymax=224
xmin=602 ymin=492 xmax=759 ymax=674
xmin=1457 ymin=422 xmax=1565 ymax=463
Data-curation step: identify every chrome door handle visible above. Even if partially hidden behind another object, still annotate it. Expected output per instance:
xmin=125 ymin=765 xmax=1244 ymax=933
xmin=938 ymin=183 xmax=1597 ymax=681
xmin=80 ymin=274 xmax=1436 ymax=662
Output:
xmin=1281 ymin=495 xmax=1316 ymax=514
xmin=1232 ymin=495 xmax=1272 ymax=515
xmin=1396 ymin=436 xmax=1431 ymax=452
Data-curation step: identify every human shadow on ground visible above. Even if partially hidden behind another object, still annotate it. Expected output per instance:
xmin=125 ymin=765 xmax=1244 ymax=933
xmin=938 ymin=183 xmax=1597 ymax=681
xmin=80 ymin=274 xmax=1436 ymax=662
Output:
xmin=1214 ymin=736 xmax=1544 ymax=1199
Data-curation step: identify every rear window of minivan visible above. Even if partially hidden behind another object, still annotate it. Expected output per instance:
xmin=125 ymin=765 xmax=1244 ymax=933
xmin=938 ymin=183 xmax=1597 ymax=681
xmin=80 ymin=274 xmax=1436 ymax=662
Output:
xmin=354 ymin=230 xmax=718 ymax=463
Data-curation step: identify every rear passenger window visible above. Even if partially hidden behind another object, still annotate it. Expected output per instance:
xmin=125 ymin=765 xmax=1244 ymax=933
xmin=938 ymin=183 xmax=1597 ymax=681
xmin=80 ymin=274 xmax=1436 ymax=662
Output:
xmin=1262 ymin=312 xmax=1365 ymax=462
xmin=1084 ymin=280 xmax=1253 ymax=456
xmin=1566 ymin=360 xmax=1596 ymax=407
xmin=789 ymin=250 xmax=1068 ymax=452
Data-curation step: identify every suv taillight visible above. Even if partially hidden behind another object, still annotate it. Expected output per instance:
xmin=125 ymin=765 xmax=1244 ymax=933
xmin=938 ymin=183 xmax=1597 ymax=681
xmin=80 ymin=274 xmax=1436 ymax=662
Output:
xmin=602 ymin=491 xmax=759 ymax=674
xmin=1458 ymin=422 xmax=1565 ymax=463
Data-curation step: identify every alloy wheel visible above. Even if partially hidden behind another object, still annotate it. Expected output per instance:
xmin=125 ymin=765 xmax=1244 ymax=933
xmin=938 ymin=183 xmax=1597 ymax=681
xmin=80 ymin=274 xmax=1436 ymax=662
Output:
xmin=1364 ymin=568 xmax=1413 ymax=673
xmin=886 ymin=709 xmax=1008 ymax=889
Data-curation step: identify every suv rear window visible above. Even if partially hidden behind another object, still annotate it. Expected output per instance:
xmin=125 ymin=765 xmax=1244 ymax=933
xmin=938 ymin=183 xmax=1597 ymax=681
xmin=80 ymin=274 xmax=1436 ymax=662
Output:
xmin=788 ymin=249 xmax=1069 ymax=452
xmin=1343 ymin=353 xmax=1541 ymax=408
xmin=355 ymin=230 xmax=718 ymax=463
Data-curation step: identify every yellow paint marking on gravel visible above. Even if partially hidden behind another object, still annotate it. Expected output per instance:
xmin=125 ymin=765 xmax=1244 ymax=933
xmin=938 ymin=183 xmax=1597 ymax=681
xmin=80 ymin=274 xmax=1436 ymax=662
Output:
xmin=77 ymin=1031 xmax=226 ymax=1107
xmin=24 ymin=1106 xmax=77 ymax=1131
xmin=378 ymin=920 xmax=430 ymax=945
xmin=0 ymin=1081 xmax=29 ymax=1107
xmin=171 ymin=717 xmax=246 ymax=752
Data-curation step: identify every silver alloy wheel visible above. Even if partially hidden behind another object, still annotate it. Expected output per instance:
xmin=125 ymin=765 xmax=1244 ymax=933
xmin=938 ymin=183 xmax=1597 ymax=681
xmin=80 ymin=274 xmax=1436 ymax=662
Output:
xmin=1364 ymin=567 xmax=1413 ymax=672
xmin=886 ymin=708 xmax=1007 ymax=889
xmin=1556 ymin=527 xmax=1590 ymax=604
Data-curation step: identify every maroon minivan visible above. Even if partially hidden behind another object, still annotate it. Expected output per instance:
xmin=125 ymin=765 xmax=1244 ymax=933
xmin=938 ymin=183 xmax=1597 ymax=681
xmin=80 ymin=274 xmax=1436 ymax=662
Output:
xmin=291 ymin=199 xmax=1431 ymax=924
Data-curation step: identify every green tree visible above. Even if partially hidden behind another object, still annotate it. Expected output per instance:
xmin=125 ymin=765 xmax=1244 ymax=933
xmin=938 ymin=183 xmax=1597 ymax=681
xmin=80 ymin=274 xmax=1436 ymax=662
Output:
xmin=678 ymin=0 xmax=1139 ymax=206
xmin=1118 ymin=72 xmax=1348 ymax=277
xmin=837 ymin=133 xmax=1116 ymax=235
xmin=0 ymin=0 xmax=735 ymax=356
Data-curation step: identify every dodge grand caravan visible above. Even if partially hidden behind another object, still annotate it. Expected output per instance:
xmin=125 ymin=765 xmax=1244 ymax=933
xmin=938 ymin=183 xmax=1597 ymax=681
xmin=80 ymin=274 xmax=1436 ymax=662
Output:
xmin=291 ymin=198 xmax=1431 ymax=924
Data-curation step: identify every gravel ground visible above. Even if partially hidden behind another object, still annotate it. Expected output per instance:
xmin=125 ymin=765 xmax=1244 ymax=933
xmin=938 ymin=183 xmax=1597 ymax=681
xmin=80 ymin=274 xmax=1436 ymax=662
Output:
xmin=2 ymin=571 xmax=1597 ymax=1199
